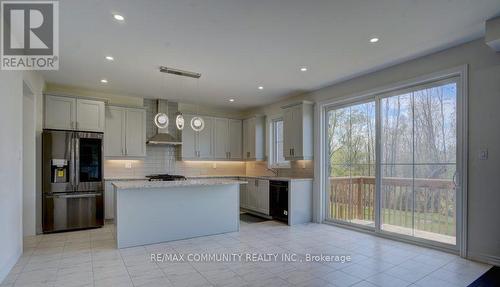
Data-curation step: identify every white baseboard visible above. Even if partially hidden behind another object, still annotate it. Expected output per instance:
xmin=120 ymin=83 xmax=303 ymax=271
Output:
xmin=468 ymin=252 xmax=500 ymax=267
xmin=0 ymin=249 xmax=22 ymax=284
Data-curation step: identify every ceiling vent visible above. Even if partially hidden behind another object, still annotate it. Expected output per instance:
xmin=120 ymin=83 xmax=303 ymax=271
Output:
xmin=486 ymin=16 xmax=500 ymax=52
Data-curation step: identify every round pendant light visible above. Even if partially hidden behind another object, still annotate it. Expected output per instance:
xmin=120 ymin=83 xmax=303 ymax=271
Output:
xmin=154 ymin=112 xmax=169 ymax=129
xmin=190 ymin=116 xmax=205 ymax=132
xmin=175 ymin=113 xmax=185 ymax=130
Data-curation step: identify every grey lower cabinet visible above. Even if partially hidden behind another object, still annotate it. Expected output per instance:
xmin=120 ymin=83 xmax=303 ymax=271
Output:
xmin=241 ymin=178 xmax=269 ymax=216
xmin=104 ymin=181 xmax=114 ymax=220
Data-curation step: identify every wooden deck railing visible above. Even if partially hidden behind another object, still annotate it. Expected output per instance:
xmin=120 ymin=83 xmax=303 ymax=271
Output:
xmin=329 ymin=176 xmax=456 ymax=237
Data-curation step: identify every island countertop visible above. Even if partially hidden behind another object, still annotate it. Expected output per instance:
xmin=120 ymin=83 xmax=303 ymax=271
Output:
xmin=112 ymin=178 xmax=247 ymax=190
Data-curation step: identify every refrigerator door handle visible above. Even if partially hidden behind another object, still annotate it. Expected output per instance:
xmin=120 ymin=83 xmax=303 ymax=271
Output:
xmin=46 ymin=193 xmax=99 ymax=199
xmin=69 ymin=132 xmax=75 ymax=188
xmin=74 ymin=134 xmax=80 ymax=189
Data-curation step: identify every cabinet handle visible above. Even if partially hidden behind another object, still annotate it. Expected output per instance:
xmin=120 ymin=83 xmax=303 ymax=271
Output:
xmin=292 ymin=148 xmax=294 ymax=156
xmin=228 ymin=152 xmax=231 ymax=159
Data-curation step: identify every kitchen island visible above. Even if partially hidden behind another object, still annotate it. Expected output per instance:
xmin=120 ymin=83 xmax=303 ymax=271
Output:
xmin=112 ymin=179 xmax=245 ymax=248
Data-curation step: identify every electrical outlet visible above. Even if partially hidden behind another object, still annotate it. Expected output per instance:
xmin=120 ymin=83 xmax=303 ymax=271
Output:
xmin=125 ymin=162 xmax=132 ymax=169
xmin=479 ymin=149 xmax=488 ymax=160
xmin=212 ymin=162 xmax=217 ymax=169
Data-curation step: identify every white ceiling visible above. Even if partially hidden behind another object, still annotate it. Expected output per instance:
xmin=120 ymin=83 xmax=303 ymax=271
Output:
xmin=41 ymin=0 xmax=500 ymax=109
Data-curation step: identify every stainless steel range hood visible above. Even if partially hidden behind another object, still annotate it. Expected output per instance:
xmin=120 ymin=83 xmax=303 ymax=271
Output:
xmin=146 ymin=100 xmax=182 ymax=145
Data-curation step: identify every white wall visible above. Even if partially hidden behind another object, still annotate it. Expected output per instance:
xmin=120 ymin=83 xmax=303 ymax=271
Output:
xmin=22 ymin=83 xmax=36 ymax=236
xmin=0 ymin=71 xmax=24 ymax=282
xmin=23 ymin=72 xmax=45 ymax=235
xmin=0 ymin=70 xmax=44 ymax=283
xmin=250 ymin=39 xmax=500 ymax=265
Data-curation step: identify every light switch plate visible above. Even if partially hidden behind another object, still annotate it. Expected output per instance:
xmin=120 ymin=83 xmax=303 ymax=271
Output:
xmin=479 ymin=149 xmax=488 ymax=160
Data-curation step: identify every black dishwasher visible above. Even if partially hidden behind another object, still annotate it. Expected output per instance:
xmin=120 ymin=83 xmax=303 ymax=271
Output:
xmin=269 ymin=180 xmax=288 ymax=224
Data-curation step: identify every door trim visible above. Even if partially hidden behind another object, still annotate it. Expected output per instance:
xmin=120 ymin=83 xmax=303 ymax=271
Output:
xmin=315 ymin=65 xmax=468 ymax=256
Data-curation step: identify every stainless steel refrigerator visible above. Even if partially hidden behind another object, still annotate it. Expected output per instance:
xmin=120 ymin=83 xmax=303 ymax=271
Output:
xmin=42 ymin=129 xmax=104 ymax=233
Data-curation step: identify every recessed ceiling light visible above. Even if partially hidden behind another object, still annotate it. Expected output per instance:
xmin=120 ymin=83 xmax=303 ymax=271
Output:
xmin=113 ymin=14 xmax=125 ymax=21
xmin=100 ymin=79 xmax=108 ymax=84
xmin=370 ymin=37 xmax=379 ymax=43
xmin=105 ymin=56 xmax=114 ymax=61
xmin=229 ymin=99 xmax=235 ymax=102
xmin=300 ymin=67 xmax=308 ymax=72
xmin=258 ymin=86 xmax=264 ymax=90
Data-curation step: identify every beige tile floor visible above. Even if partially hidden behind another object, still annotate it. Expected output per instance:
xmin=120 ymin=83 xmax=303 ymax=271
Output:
xmin=1 ymin=220 xmax=491 ymax=287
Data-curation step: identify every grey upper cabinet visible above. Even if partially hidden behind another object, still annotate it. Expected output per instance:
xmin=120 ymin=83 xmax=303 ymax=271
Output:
xmin=44 ymin=95 xmax=105 ymax=132
xmin=125 ymin=108 xmax=146 ymax=157
xmin=214 ymin=118 xmax=243 ymax=160
xmin=243 ymin=115 xmax=265 ymax=161
xmin=183 ymin=115 xmax=241 ymax=161
xmin=181 ymin=115 xmax=197 ymax=159
xmin=44 ymin=95 xmax=77 ymax=130
xmin=104 ymin=106 xmax=146 ymax=157
xmin=104 ymin=106 xmax=125 ymax=157
xmin=181 ymin=115 xmax=214 ymax=160
xmin=76 ymin=99 xmax=105 ymax=132
xmin=228 ymin=119 xmax=242 ymax=160
xmin=282 ymin=102 xmax=313 ymax=160
xmin=197 ymin=117 xmax=214 ymax=159
xmin=214 ymin=118 xmax=230 ymax=160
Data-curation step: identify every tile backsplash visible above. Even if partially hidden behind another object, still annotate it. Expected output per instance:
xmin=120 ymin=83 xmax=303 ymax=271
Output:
xmin=104 ymin=156 xmax=312 ymax=179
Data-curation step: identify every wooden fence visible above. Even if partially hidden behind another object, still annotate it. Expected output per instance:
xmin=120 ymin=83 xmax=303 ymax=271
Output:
xmin=329 ymin=176 xmax=456 ymax=236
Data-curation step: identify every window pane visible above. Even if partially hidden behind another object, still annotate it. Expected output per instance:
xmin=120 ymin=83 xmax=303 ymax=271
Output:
xmin=380 ymin=164 xmax=413 ymax=237
xmin=414 ymin=164 xmax=456 ymax=244
xmin=273 ymin=120 xmax=286 ymax=164
xmin=381 ymin=93 xmax=413 ymax=165
xmin=327 ymin=107 xmax=350 ymax=165
xmin=380 ymin=80 xmax=457 ymax=246
xmin=326 ymin=101 xmax=376 ymax=228
xmin=351 ymin=102 xmax=376 ymax=165
xmin=413 ymin=83 xmax=457 ymax=164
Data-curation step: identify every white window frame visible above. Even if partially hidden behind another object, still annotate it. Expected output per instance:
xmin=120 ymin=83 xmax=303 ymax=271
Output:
xmin=314 ymin=65 xmax=468 ymax=257
xmin=269 ymin=117 xmax=290 ymax=168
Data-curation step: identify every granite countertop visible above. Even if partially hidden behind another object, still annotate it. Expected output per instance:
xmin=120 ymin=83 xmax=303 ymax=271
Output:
xmin=112 ymin=178 xmax=247 ymax=190
xmin=188 ymin=175 xmax=313 ymax=182
xmin=104 ymin=177 xmax=147 ymax=181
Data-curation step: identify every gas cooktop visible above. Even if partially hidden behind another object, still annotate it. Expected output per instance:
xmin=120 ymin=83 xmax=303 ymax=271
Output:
xmin=146 ymin=174 xmax=187 ymax=181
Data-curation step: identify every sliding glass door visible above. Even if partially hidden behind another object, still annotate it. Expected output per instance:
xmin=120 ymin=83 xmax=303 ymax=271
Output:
xmin=325 ymin=77 xmax=460 ymax=247
xmin=380 ymin=79 xmax=458 ymax=245
xmin=326 ymin=101 xmax=376 ymax=228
